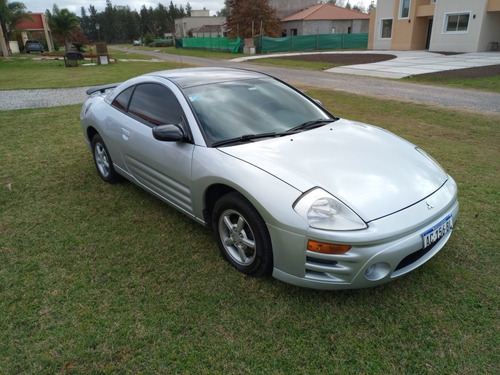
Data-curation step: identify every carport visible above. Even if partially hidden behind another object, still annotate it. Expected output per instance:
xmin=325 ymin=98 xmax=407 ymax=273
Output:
xmin=15 ymin=13 xmax=55 ymax=53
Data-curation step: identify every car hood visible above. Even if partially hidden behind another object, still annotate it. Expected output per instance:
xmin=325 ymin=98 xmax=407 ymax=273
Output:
xmin=219 ymin=119 xmax=448 ymax=221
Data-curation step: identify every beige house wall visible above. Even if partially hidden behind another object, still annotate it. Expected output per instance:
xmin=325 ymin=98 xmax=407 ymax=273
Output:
xmin=390 ymin=0 xmax=432 ymax=50
xmin=367 ymin=8 xmax=376 ymax=49
xmin=487 ymin=0 xmax=500 ymax=11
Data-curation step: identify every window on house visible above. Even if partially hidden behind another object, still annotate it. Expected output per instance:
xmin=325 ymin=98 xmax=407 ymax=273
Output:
xmin=381 ymin=19 xmax=393 ymax=39
xmin=445 ymin=13 xmax=470 ymax=33
xmin=399 ymin=0 xmax=411 ymax=18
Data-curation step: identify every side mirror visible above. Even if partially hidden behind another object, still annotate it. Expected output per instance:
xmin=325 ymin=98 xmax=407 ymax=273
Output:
xmin=312 ymin=98 xmax=323 ymax=107
xmin=153 ymin=124 xmax=186 ymax=142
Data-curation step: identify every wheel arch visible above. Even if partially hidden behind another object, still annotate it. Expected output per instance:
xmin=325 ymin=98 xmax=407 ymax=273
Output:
xmin=85 ymin=126 xmax=99 ymax=144
xmin=203 ymin=183 xmax=237 ymax=226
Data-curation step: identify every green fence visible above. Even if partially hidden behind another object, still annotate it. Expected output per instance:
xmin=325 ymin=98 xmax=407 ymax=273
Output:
xmin=257 ymin=33 xmax=368 ymax=53
xmin=181 ymin=37 xmax=242 ymax=53
xmin=178 ymin=33 xmax=368 ymax=54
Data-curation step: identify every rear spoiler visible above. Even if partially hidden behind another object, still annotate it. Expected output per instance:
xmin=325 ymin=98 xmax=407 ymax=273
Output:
xmin=86 ymin=82 xmax=122 ymax=95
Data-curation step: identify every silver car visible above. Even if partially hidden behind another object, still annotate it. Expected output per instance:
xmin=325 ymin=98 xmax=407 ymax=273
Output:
xmin=80 ymin=67 xmax=459 ymax=290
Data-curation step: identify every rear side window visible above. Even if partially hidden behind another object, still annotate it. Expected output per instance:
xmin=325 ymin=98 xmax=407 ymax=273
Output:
xmin=127 ymin=83 xmax=183 ymax=126
xmin=111 ymin=86 xmax=134 ymax=111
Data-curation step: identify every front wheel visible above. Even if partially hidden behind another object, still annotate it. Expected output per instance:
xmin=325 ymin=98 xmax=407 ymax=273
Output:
xmin=91 ymin=134 xmax=122 ymax=183
xmin=212 ymin=192 xmax=273 ymax=277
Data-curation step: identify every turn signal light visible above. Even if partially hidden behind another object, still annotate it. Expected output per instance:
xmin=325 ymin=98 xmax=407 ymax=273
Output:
xmin=307 ymin=240 xmax=351 ymax=254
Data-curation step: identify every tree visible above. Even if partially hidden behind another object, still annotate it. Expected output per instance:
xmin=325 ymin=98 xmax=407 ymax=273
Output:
xmin=47 ymin=5 xmax=80 ymax=51
xmin=225 ymin=0 xmax=282 ymax=39
xmin=352 ymin=2 xmax=366 ymax=13
xmin=327 ymin=0 xmax=346 ymax=6
xmin=217 ymin=0 xmax=230 ymax=17
xmin=0 ymin=0 xmax=31 ymax=55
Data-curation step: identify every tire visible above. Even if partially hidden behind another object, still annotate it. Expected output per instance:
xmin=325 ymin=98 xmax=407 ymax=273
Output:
xmin=212 ymin=192 xmax=273 ymax=277
xmin=91 ymin=134 xmax=122 ymax=183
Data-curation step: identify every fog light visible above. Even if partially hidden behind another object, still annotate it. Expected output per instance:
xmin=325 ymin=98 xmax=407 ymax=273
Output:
xmin=365 ymin=262 xmax=391 ymax=281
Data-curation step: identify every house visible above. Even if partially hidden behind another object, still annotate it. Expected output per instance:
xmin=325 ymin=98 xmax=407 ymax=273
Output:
xmin=15 ymin=13 xmax=55 ymax=52
xmin=269 ymin=0 xmax=319 ymax=19
xmin=191 ymin=24 xmax=223 ymax=38
xmin=281 ymin=3 xmax=370 ymax=36
xmin=368 ymin=0 xmax=500 ymax=52
xmin=175 ymin=10 xmax=226 ymax=38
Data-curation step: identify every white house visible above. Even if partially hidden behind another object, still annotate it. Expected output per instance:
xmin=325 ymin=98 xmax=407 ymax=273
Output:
xmin=175 ymin=10 xmax=226 ymax=38
xmin=368 ymin=0 xmax=500 ymax=52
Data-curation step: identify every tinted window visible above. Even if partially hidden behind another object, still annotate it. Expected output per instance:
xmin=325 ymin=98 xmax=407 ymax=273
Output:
xmin=111 ymin=86 xmax=134 ymax=111
xmin=128 ymin=83 xmax=183 ymax=126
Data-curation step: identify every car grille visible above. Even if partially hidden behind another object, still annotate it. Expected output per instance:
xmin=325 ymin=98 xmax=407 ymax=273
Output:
xmin=394 ymin=240 xmax=439 ymax=272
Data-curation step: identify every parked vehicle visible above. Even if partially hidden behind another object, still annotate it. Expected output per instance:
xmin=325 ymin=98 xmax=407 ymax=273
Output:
xmin=80 ymin=67 xmax=459 ymax=290
xmin=25 ymin=40 xmax=44 ymax=53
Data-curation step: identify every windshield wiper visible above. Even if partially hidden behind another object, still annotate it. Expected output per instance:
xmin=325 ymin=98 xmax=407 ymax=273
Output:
xmin=211 ymin=118 xmax=339 ymax=147
xmin=286 ymin=118 xmax=338 ymax=133
xmin=212 ymin=132 xmax=279 ymax=147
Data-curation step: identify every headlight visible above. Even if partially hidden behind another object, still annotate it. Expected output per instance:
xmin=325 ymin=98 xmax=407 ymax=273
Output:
xmin=293 ymin=188 xmax=367 ymax=231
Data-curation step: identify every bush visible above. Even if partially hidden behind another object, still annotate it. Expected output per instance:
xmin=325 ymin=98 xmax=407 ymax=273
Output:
xmin=147 ymin=40 xmax=174 ymax=48
xmin=143 ymin=33 xmax=154 ymax=45
xmin=72 ymin=42 xmax=85 ymax=52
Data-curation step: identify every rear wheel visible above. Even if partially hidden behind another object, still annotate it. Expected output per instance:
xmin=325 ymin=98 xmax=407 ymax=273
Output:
xmin=91 ymin=134 xmax=121 ymax=183
xmin=212 ymin=192 xmax=273 ymax=277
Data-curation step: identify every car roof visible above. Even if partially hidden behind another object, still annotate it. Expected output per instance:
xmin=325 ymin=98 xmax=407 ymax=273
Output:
xmin=143 ymin=67 xmax=270 ymax=89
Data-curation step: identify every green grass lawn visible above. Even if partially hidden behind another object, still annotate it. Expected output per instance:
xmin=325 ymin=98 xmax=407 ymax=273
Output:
xmin=116 ymin=44 xmax=238 ymax=60
xmin=404 ymin=73 xmax=500 ymax=94
xmin=247 ymin=56 xmax=342 ymax=71
xmin=1 ymin=82 xmax=498 ymax=372
xmin=0 ymin=52 xmax=188 ymax=90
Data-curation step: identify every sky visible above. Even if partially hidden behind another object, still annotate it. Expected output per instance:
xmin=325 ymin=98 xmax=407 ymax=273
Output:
xmin=25 ymin=0 xmax=374 ymax=16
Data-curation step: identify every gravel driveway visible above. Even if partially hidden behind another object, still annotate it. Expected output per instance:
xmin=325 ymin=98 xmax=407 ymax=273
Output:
xmin=0 ymin=87 xmax=91 ymax=110
xmin=1 ymin=49 xmax=499 ymax=114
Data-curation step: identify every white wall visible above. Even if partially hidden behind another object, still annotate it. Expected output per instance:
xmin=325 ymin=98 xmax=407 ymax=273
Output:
xmin=371 ymin=0 xmax=395 ymax=50
xmin=430 ymin=0 xmax=488 ymax=52
xmin=477 ymin=10 xmax=500 ymax=51
xmin=175 ymin=16 xmax=226 ymax=38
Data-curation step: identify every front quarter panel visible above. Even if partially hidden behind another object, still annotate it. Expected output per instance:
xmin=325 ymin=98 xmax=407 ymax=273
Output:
xmin=191 ymin=147 xmax=306 ymax=232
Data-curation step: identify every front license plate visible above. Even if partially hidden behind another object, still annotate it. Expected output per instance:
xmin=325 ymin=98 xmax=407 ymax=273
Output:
xmin=422 ymin=214 xmax=453 ymax=248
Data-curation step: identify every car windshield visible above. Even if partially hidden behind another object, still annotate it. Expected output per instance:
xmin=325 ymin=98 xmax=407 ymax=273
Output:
xmin=185 ymin=78 xmax=334 ymax=146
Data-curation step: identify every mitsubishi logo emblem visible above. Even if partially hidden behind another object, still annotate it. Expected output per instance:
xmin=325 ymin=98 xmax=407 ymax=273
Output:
xmin=426 ymin=201 xmax=434 ymax=210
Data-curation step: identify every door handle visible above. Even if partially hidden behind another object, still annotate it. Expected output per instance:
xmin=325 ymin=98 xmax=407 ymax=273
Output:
xmin=121 ymin=128 xmax=130 ymax=140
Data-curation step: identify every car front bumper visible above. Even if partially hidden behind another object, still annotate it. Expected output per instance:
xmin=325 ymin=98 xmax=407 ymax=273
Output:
xmin=270 ymin=180 xmax=459 ymax=290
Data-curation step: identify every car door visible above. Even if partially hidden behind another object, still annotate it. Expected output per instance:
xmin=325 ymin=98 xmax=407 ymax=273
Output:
xmin=115 ymin=82 xmax=196 ymax=217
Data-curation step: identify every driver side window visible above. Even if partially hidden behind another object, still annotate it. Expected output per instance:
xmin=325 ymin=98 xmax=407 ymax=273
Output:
xmin=127 ymin=83 xmax=183 ymax=127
